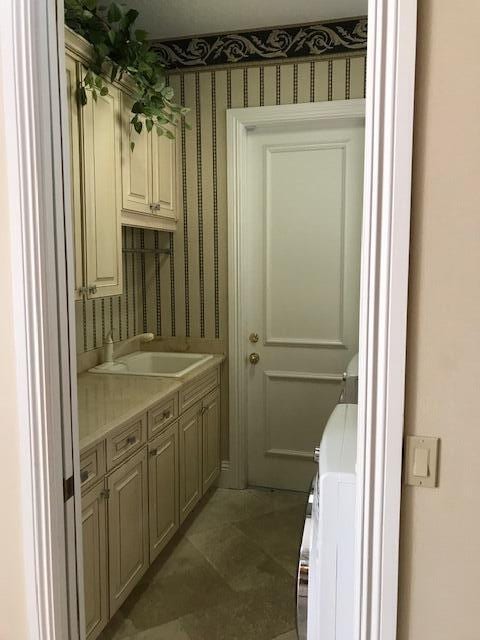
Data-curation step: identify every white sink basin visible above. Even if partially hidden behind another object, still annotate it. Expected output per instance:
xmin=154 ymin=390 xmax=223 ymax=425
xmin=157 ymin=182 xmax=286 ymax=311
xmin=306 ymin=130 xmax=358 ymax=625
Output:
xmin=89 ymin=351 xmax=213 ymax=378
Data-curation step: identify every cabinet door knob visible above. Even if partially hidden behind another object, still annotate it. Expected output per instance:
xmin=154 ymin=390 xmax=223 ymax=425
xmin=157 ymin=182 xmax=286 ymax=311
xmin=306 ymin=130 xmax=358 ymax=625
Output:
xmin=100 ymin=489 xmax=110 ymax=500
xmin=80 ymin=468 xmax=89 ymax=483
xmin=126 ymin=435 xmax=136 ymax=446
xmin=249 ymin=352 xmax=260 ymax=365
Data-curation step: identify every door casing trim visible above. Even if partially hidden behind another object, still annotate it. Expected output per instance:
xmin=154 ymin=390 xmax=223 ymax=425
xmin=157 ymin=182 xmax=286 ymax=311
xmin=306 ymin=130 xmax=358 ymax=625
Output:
xmin=226 ymin=6 xmax=417 ymax=640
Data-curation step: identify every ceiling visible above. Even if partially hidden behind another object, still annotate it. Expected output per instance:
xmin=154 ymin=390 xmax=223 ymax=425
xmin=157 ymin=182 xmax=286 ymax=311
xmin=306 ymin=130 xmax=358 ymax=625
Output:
xmin=127 ymin=0 xmax=368 ymax=40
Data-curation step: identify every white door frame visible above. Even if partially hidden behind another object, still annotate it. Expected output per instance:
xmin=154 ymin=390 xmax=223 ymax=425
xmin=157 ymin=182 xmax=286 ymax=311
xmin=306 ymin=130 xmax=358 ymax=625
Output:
xmin=225 ymin=98 xmax=366 ymax=491
xmin=1 ymin=0 xmax=83 ymax=638
xmin=1 ymin=0 xmax=416 ymax=638
xmin=226 ymin=4 xmax=417 ymax=640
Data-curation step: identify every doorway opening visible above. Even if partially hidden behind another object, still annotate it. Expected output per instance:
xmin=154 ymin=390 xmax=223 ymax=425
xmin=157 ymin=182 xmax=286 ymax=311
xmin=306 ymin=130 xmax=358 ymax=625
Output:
xmin=64 ymin=4 xmax=369 ymax=639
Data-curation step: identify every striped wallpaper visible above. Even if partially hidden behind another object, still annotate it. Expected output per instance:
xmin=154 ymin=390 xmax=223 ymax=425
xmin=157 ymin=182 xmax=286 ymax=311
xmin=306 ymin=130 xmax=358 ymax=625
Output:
xmin=75 ymin=54 xmax=367 ymax=355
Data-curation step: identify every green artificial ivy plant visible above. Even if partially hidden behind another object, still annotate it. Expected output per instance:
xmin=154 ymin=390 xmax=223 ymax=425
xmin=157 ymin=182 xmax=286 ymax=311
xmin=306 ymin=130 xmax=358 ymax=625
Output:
xmin=65 ymin=0 xmax=188 ymax=149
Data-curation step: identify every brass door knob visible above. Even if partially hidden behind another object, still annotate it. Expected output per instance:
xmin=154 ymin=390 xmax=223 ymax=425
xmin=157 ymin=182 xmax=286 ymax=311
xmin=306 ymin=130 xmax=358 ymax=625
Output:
xmin=249 ymin=352 xmax=260 ymax=365
xmin=249 ymin=332 xmax=259 ymax=343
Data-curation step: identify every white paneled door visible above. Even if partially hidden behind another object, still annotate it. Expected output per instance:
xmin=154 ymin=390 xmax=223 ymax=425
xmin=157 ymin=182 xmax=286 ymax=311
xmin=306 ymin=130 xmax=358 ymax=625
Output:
xmin=245 ymin=116 xmax=364 ymax=491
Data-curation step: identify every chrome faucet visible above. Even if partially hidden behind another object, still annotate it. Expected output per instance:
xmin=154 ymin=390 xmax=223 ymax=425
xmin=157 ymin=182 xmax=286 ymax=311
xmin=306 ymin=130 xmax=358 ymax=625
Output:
xmin=103 ymin=331 xmax=154 ymax=365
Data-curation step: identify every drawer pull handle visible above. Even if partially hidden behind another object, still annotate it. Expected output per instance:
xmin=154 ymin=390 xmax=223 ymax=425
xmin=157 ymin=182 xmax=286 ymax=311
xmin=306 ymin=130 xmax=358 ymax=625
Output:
xmin=80 ymin=469 xmax=89 ymax=483
xmin=150 ymin=448 xmax=158 ymax=457
xmin=126 ymin=435 xmax=137 ymax=446
xmin=162 ymin=409 xmax=171 ymax=419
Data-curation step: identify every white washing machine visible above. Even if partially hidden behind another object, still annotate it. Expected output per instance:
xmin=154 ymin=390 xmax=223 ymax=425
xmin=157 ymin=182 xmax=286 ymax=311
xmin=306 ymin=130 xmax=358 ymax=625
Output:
xmin=297 ymin=402 xmax=357 ymax=640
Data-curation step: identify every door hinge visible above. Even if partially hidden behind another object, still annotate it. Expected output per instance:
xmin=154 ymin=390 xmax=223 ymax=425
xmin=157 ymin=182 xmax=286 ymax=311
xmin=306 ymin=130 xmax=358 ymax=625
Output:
xmin=64 ymin=475 xmax=75 ymax=503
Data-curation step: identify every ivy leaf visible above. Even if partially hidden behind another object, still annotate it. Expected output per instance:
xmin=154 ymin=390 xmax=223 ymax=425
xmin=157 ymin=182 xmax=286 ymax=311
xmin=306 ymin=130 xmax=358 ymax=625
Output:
xmin=135 ymin=29 xmax=148 ymax=42
xmin=96 ymin=43 xmax=109 ymax=59
xmin=138 ymin=61 xmax=152 ymax=75
xmin=161 ymin=86 xmax=174 ymax=100
xmin=66 ymin=0 xmax=187 ymax=140
xmin=107 ymin=2 xmax=122 ymax=23
xmin=110 ymin=64 xmax=118 ymax=83
xmin=120 ymin=9 xmax=138 ymax=30
xmin=164 ymin=129 xmax=175 ymax=140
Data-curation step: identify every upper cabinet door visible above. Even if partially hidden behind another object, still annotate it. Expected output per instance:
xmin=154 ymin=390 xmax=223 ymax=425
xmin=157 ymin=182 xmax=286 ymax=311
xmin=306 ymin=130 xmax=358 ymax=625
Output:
xmin=65 ymin=53 xmax=84 ymax=301
xmin=82 ymin=74 xmax=123 ymax=298
xmin=121 ymin=93 xmax=152 ymax=215
xmin=151 ymin=129 xmax=177 ymax=228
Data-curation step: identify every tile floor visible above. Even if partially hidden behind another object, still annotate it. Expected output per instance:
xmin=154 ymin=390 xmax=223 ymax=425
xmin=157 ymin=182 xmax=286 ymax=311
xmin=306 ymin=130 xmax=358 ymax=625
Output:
xmin=99 ymin=487 xmax=307 ymax=640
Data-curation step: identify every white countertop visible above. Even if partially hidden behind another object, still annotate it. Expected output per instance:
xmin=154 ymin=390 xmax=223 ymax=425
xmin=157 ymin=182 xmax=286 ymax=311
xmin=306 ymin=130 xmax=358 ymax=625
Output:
xmin=77 ymin=354 xmax=225 ymax=451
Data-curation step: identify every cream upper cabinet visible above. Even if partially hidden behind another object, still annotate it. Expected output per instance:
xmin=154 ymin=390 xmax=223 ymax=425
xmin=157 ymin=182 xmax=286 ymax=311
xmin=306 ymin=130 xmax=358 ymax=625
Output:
xmin=151 ymin=128 xmax=177 ymax=225
xmin=65 ymin=30 xmax=123 ymax=301
xmin=201 ymin=388 xmax=221 ymax=494
xmin=107 ymin=447 xmax=148 ymax=616
xmin=82 ymin=71 xmax=123 ymax=298
xmin=179 ymin=404 xmax=203 ymax=523
xmin=65 ymin=53 xmax=84 ymax=301
xmin=82 ymin=481 xmax=108 ymax=640
xmin=121 ymin=93 xmax=152 ymax=215
xmin=121 ymin=97 xmax=178 ymax=232
xmin=148 ymin=422 xmax=179 ymax=562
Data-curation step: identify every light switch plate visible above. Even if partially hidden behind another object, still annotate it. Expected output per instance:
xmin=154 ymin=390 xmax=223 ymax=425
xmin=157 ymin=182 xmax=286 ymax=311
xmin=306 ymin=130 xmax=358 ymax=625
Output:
xmin=405 ymin=435 xmax=439 ymax=488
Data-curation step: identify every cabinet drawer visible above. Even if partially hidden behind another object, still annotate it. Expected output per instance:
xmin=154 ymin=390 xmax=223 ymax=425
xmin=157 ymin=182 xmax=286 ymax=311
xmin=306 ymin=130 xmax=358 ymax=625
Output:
xmin=179 ymin=367 xmax=219 ymax=414
xmin=106 ymin=414 xmax=146 ymax=471
xmin=148 ymin=394 xmax=178 ymax=439
xmin=80 ymin=441 xmax=106 ymax=494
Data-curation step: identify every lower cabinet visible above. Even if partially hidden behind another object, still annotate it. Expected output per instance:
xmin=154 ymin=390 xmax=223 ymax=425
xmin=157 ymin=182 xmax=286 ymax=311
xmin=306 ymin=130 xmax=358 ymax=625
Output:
xmin=82 ymin=482 xmax=108 ymax=640
xmin=179 ymin=388 xmax=221 ymax=522
xmin=179 ymin=405 xmax=203 ymax=523
xmin=81 ymin=375 xmax=221 ymax=635
xmin=107 ymin=447 xmax=149 ymax=616
xmin=202 ymin=388 xmax=221 ymax=494
xmin=148 ymin=422 xmax=179 ymax=562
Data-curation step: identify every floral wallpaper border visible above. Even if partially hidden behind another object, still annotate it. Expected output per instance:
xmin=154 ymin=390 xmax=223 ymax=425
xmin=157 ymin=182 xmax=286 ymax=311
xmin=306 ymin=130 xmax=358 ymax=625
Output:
xmin=152 ymin=17 xmax=367 ymax=69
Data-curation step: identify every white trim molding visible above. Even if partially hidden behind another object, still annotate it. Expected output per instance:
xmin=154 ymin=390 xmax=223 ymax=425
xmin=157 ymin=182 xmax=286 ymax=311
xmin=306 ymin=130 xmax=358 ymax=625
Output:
xmin=0 ymin=0 xmax=79 ymax=638
xmin=355 ymin=2 xmax=417 ymax=640
xmin=227 ymin=99 xmax=365 ymax=491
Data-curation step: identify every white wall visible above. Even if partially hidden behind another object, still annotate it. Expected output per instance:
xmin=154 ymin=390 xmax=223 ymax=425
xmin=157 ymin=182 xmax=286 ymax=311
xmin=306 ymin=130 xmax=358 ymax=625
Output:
xmin=398 ymin=1 xmax=480 ymax=637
